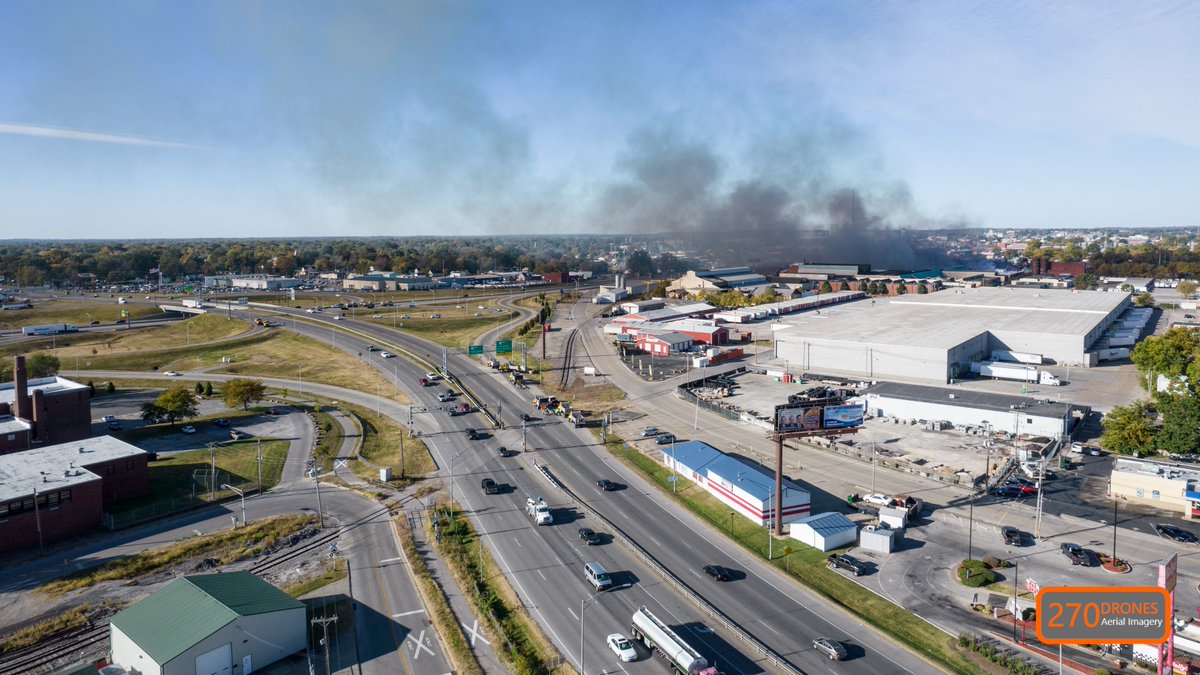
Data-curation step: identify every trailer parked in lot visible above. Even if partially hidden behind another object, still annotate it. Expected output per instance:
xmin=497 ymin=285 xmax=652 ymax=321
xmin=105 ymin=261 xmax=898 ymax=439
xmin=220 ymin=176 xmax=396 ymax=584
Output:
xmin=970 ymin=361 xmax=1060 ymax=385
xmin=630 ymin=607 xmax=718 ymax=675
xmin=990 ymin=350 xmax=1043 ymax=365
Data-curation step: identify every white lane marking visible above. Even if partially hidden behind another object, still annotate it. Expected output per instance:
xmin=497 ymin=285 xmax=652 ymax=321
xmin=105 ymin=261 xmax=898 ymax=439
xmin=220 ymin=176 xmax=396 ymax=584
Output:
xmin=567 ymin=606 xmax=579 ymax=621
xmin=538 ymin=569 xmax=548 ymax=581
xmin=378 ymin=557 xmax=405 ymax=565
xmin=393 ymin=609 xmax=426 ymax=618
xmin=463 ymin=619 xmax=492 ymax=646
xmin=408 ymin=629 xmax=435 ymax=659
xmin=757 ymin=619 xmax=783 ymax=636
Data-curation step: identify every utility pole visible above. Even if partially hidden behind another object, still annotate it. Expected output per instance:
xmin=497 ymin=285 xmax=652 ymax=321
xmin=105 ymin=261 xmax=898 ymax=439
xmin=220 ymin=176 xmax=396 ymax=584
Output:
xmin=497 ymin=400 xmax=503 ymax=429
xmin=345 ymin=557 xmax=362 ymax=675
xmin=311 ymin=614 xmax=338 ymax=675
xmin=522 ymin=419 xmax=527 ymax=454
xmin=256 ymin=439 xmax=263 ymax=493
xmin=208 ymin=442 xmax=218 ymax=499
xmin=314 ymin=473 xmax=325 ymax=528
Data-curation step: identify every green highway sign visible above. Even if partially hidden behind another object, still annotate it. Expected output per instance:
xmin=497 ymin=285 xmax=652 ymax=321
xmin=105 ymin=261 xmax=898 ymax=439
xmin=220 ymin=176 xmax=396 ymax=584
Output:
xmin=468 ymin=345 xmax=484 ymax=356
xmin=496 ymin=339 xmax=513 ymax=355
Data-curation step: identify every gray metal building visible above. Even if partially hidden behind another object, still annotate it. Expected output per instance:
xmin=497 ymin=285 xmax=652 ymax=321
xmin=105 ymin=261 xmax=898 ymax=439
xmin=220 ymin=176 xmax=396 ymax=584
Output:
xmin=775 ymin=287 xmax=1130 ymax=383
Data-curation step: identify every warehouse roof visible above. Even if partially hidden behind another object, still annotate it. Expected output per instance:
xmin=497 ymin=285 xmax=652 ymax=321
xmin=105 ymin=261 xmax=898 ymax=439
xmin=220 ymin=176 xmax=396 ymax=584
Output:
xmin=861 ymin=381 xmax=1073 ymax=418
xmin=0 ymin=435 xmax=145 ymax=503
xmin=110 ymin=572 xmax=303 ymax=666
xmin=640 ymin=332 xmax=693 ymax=346
xmin=777 ymin=287 xmax=1127 ymax=349
xmin=0 ymin=375 xmax=89 ymax=404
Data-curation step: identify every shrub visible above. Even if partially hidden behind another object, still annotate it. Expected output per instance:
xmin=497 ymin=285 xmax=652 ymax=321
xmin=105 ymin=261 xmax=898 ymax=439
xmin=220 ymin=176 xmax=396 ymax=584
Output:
xmin=958 ymin=559 xmax=998 ymax=587
xmin=983 ymin=555 xmax=1008 ymax=569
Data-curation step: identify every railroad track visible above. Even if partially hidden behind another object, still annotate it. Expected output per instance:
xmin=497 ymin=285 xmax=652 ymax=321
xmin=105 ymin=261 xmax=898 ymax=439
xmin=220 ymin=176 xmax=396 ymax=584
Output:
xmin=0 ymin=623 xmax=109 ymax=675
xmin=558 ymin=327 xmax=579 ymax=389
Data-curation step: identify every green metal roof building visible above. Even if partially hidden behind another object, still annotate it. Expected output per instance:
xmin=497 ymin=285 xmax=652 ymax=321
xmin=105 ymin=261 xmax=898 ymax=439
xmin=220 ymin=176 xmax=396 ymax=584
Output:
xmin=109 ymin=572 xmax=306 ymax=675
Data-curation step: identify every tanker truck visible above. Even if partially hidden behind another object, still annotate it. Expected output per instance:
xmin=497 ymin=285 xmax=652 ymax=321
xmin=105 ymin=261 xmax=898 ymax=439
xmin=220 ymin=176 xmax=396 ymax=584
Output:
xmin=630 ymin=607 xmax=718 ymax=675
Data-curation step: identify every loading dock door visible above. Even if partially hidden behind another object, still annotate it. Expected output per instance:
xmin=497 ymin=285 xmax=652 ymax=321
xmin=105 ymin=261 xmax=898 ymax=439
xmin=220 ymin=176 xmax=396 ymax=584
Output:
xmin=195 ymin=642 xmax=232 ymax=675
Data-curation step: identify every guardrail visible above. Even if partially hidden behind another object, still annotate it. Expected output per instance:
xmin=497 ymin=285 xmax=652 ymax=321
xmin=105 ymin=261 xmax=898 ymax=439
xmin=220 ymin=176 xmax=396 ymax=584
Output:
xmin=530 ymin=460 xmax=805 ymax=675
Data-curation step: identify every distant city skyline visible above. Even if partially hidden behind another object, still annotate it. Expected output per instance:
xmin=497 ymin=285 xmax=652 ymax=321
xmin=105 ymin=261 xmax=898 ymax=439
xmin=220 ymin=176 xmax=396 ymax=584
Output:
xmin=1 ymin=1 xmax=1197 ymax=238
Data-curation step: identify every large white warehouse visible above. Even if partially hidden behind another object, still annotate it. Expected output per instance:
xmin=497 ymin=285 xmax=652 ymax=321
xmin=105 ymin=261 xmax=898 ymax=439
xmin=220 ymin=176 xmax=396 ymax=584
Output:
xmin=775 ymin=287 xmax=1130 ymax=384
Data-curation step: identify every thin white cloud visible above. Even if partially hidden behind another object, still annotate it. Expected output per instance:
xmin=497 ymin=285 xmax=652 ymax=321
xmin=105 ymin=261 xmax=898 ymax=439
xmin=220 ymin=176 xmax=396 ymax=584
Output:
xmin=0 ymin=122 xmax=203 ymax=149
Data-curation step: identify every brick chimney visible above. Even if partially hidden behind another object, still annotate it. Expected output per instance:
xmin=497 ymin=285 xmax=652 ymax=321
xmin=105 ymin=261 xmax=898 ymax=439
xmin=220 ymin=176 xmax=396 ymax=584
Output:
xmin=13 ymin=355 xmax=28 ymax=421
xmin=30 ymin=388 xmax=44 ymax=441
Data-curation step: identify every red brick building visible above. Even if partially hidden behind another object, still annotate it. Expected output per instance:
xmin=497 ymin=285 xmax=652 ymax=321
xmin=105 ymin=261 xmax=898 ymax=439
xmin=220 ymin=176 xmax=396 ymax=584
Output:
xmin=0 ymin=355 xmax=93 ymax=454
xmin=541 ymin=272 xmax=570 ymax=284
xmin=0 ymin=436 xmax=149 ymax=554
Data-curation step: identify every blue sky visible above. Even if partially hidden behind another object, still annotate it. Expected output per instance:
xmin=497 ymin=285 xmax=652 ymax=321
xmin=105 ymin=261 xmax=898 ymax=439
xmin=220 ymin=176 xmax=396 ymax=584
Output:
xmin=1 ymin=0 xmax=1197 ymax=238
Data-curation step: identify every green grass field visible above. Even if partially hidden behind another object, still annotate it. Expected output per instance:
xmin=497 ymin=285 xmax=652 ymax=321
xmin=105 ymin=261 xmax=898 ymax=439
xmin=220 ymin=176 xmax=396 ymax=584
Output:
xmin=0 ymin=300 xmax=160 ymax=331
xmin=38 ymin=314 xmax=251 ymax=359
xmin=106 ymin=439 xmax=290 ymax=514
xmin=341 ymin=402 xmax=435 ymax=481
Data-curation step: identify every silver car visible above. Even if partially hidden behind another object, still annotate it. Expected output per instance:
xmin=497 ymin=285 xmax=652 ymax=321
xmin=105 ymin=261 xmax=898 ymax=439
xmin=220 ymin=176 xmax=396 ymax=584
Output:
xmin=813 ymin=637 xmax=847 ymax=661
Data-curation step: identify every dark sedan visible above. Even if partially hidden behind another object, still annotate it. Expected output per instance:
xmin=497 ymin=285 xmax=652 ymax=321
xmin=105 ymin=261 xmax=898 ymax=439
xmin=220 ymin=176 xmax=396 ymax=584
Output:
xmin=1155 ymin=523 xmax=1198 ymax=544
xmin=1002 ymin=526 xmax=1023 ymax=546
xmin=578 ymin=527 xmax=600 ymax=545
xmin=596 ymin=479 xmax=617 ymax=491
xmin=703 ymin=564 xmax=732 ymax=581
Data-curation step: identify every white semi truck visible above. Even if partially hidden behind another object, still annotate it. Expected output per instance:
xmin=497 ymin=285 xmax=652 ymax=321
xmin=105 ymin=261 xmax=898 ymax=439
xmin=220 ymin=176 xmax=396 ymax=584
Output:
xmin=22 ymin=323 xmax=78 ymax=336
xmin=525 ymin=496 xmax=552 ymax=525
xmin=630 ymin=607 xmax=718 ymax=675
xmin=971 ymin=361 xmax=1061 ymax=386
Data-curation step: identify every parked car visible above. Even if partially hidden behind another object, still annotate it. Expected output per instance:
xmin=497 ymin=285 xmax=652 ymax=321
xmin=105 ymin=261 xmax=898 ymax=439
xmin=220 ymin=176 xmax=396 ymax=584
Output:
xmin=579 ymin=527 xmax=600 ymax=545
xmin=1060 ymin=543 xmax=1092 ymax=566
xmin=640 ymin=426 xmax=659 ymax=437
xmin=655 ymin=433 xmax=676 ymax=445
xmin=163 ymin=371 xmax=181 ymax=377
xmin=229 ymin=430 xmax=244 ymax=440
xmin=827 ymin=553 xmax=868 ymax=576
xmin=596 ymin=479 xmax=616 ymax=491
xmin=181 ymin=425 xmax=197 ymax=434
xmin=107 ymin=421 xmax=122 ymax=431
xmin=1155 ymin=523 xmax=1199 ymax=543
xmin=215 ymin=419 xmax=230 ymax=427
xmin=860 ymin=493 xmax=892 ymax=506
xmin=607 ymin=633 xmax=637 ymax=662
xmin=101 ymin=415 xmax=116 ymax=423
xmin=992 ymin=485 xmax=1026 ymax=498
xmin=481 ymin=478 xmax=498 ymax=495
xmin=813 ymin=637 xmax=848 ymax=661
xmin=1002 ymin=481 xmax=1038 ymax=496
xmin=1002 ymin=526 xmax=1023 ymax=546
xmin=703 ymin=564 xmax=732 ymax=581
xmin=1084 ymin=446 xmax=1105 ymax=456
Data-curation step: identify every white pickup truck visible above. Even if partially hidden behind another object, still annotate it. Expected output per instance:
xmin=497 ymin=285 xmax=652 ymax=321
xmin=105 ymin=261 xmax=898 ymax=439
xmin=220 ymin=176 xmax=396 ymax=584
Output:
xmin=526 ymin=497 xmax=552 ymax=525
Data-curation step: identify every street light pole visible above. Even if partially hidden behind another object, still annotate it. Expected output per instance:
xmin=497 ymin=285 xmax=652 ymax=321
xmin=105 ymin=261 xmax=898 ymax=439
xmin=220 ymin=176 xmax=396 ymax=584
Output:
xmin=314 ymin=472 xmax=325 ymax=529
xmin=298 ymin=365 xmax=304 ymax=398
xmin=222 ymin=484 xmax=246 ymax=527
xmin=670 ymin=438 xmax=677 ymax=493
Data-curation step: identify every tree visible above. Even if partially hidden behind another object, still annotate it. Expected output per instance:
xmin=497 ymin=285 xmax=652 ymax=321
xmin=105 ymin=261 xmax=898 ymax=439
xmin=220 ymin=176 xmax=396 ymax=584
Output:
xmin=1099 ymin=401 xmax=1158 ymax=456
xmin=204 ymin=381 xmax=213 ymax=397
xmin=1132 ymin=328 xmax=1200 ymax=386
xmin=624 ymin=250 xmax=655 ymax=277
xmin=148 ymin=386 xmax=198 ymax=425
xmin=106 ymin=382 xmax=115 ymax=394
xmin=223 ymin=378 xmax=266 ymax=410
xmin=87 ymin=380 xmax=95 ymax=395
xmin=857 ymin=280 xmax=868 ymax=292
xmin=917 ymin=282 xmax=928 ymax=294
xmin=195 ymin=381 xmax=204 ymax=396
xmin=25 ymin=354 xmax=60 ymax=377
xmin=1074 ymin=273 xmax=1097 ymax=290
xmin=1134 ymin=291 xmax=1155 ymax=307
xmin=649 ymin=280 xmax=669 ymax=298
xmin=819 ymin=281 xmax=833 ymax=294
xmin=1177 ymin=280 xmax=1198 ymax=299
xmin=896 ymin=282 xmax=907 ymax=295
xmin=140 ymin=402 xmax=167 ymax=423
xmin=1157 ymin=396 xmax=1200 ymax=455
xmin=1120 ymin=283 xmax=1134 ymax=293
xmin=838 ymin=280 xmax=850 ymax=292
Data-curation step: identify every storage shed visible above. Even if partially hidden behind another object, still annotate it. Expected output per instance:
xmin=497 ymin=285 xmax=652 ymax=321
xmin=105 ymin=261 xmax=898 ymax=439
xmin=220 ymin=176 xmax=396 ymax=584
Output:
xmin=110 ymin=571 xmax=306 ymax=675
xmin=789 ymin=512 xmax=858 ymax=551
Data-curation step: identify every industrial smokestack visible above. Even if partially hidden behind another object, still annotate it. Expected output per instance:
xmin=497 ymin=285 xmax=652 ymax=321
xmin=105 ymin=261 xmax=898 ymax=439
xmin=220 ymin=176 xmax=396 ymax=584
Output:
xmin=13 ymin=355 xmax=28 ymax=421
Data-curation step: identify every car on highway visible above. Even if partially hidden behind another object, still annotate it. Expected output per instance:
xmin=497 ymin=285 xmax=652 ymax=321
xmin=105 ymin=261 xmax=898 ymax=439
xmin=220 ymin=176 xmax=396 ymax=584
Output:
xmin=654 ymin=433 xmax=676 ymax=445
xmin=425 ymin=372 xmax=439 ymax=380
xmin=372 ymin=314 xmax=384 ymax=319
xmin=107 ymin=421 xmax=122 ymax=431
xmin=334 ymin=315 xmax=344 ymax=320
xmin=813 ymin=637 xmax=848 ymax=661
xmin=366 ymin=345 xmax=379 ymax=351
xmin=640 ymin=426 xmax=659 ymax=437
xmin=703 ymin=564 xmax=732 ymax=581
xmin=1002 ymin=526 xmax=1023 ymax=546
xmin=181 ymin=425 xmax=197 ymax=434
xmin=578 ymin=527 xmax=600 ymax=545
xmin=379 ymin=351 xmax=394 ymax=358
xmin=101 ymin=415 xmax=116 ymax=423
xmin=596 ymin=479 xmax=616 ymax=491
xmin=481 ymin=478 xmax=498 ymax=495
xmin=497 ymin=446 xmax=513 ymax=457
xmin=163 ymin=371 xmax=181 ymax=377
xmin=430 ymin=314 xmax=441 ymax=319
xmin=606 ymin=634 xmax=637 ymax=662
xmin=465 ymin=428 xmax=479 ymax=440
xmin=216 ymin=419 xmax=230 ymax=427
xmin=1155 ymin=523 xmax=1198 ymax=543
xmin=89 ymin=320 xmax=100 ymax=325
xmin=827 ymin=553 xmax=868 ymax=576
xmin=437 ymin=393 xmax=449 ymax=402
xmin=521 ymin=413 xmax=535 ymax=423
xmin=1060 ymin=543 xmax=1094 ymax=566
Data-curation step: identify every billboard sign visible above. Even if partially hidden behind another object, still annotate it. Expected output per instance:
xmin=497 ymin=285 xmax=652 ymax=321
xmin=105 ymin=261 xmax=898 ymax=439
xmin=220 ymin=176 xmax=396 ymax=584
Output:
xmin=1159 ymin=553 xmax=1177 ymax=592
xmin=775 ymin=404 xmax=822 ymax=433
xmin=822 ymin=403 xmax=864 ymax=429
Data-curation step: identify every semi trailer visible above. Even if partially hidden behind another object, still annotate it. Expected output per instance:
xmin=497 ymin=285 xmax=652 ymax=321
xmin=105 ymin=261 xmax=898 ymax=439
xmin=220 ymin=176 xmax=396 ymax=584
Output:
xmin=990 ymin=350 xmax=1043 ymax=365
xmin=22 ymin=323 xmax=78 ymax=336
xmin=630 ymin=607 xmax=718 ymax=675
xmin=970 ymin=361 xmax=1061 ymax=385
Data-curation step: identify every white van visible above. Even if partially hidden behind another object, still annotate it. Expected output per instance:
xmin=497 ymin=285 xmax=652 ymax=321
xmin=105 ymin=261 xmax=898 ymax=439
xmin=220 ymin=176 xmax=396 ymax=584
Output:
xmin=583 ymin=562 xmax=612 ymax=591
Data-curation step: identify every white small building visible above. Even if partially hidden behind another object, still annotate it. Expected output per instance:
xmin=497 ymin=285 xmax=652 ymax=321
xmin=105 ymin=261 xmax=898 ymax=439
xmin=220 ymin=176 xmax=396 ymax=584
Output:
xmin=665 ymin=441 xmax=810 ymax=525
xmin=789 ymin=512 xmax=857 ymax=551
xmin=855 ymin=381 xmax=1083 ymax=438
xmin=110 ymin=571 xmax=306 ymax=675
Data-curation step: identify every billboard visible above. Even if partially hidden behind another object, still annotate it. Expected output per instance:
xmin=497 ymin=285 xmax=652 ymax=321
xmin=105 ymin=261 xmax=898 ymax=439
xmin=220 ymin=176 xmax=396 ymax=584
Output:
xmin=775 ymin=404 xmax=822 ymax=433
xmin=822 ymin=403 xmax=864 ymax=429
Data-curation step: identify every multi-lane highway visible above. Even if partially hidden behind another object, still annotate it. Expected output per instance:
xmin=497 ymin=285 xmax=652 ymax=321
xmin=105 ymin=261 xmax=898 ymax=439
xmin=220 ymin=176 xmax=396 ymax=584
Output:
xmin=242 ymin=300 xmax=940 ymax=673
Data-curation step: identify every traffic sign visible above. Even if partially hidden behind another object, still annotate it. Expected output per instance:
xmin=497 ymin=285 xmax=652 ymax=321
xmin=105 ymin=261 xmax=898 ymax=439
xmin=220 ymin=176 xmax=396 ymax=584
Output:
xmin=468 ymin=345 xmax=484 ymax=356
xmin=496 ymin=340 xmax=513 ymax=355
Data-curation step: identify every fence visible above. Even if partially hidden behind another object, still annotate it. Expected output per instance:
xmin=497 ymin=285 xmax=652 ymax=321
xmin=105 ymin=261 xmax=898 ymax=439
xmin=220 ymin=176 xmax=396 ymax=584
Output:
xmin=101 ymin=476 xmax=256 ymax=530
